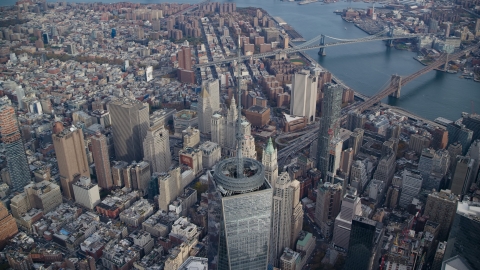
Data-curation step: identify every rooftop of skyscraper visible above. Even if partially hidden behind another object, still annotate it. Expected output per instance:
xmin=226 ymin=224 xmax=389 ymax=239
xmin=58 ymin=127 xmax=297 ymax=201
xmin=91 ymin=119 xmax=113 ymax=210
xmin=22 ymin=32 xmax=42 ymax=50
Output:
xmin=457 ymin=201 xmax=480 ymax=222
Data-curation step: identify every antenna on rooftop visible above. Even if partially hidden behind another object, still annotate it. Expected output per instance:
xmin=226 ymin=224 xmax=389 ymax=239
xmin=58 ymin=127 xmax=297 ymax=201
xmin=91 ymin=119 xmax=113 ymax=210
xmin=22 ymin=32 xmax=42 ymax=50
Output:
xmin=236 ymin=35 xmax=244 ymax=177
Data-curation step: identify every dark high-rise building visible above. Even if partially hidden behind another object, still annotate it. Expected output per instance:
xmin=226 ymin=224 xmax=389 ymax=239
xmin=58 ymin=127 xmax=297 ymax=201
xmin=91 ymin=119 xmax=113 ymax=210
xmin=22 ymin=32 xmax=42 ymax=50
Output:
xmin=462 ymin=113 xmax=480 ymax=142
xmin=444 ymin=201 xmax=480 ymax=270
xmin=450 ymin=156 xmax=474 ymax=196
xmin=111 ymin=28 xmax=116 ymax=38
xmin=316 ymin=83 xmax=342 ymax=180
xmin=0 ymin=103 xmax=31 ymax=191
xmin=424 ymin=189 xmax=458 ymax=241
xmin=447 ymin=122 xmax=473 ymax=155
xmin=42 ymin=32 xmax=49 ymax=44
xmin=346 ymin=111 xmax=366 ymax=131
xmin=344 ymin=216 xmax=382 ymax=270
xmin=108 ymin=98 xmax=149 ymax=163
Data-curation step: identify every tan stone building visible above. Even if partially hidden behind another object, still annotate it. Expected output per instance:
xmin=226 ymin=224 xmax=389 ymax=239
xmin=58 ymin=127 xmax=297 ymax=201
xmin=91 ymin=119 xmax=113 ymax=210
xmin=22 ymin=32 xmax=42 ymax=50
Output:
xmin=52 ymin=124 xmax=89 ymax=199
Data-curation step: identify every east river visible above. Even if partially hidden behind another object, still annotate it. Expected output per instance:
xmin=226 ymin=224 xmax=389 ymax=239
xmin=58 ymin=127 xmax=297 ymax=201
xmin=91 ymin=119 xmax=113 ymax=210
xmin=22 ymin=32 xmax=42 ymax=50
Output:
xmin=2 ymin=0 xmax=479 ymax=121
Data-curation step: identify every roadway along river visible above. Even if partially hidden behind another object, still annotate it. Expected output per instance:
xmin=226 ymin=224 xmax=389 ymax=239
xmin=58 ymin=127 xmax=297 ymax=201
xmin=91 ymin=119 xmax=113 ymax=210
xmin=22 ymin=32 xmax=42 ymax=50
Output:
xmin=3 ymin=0 xmax=479 ymax=121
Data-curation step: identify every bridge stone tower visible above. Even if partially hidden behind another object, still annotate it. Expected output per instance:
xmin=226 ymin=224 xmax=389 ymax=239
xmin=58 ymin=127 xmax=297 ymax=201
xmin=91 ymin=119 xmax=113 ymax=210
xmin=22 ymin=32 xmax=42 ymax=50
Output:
xmin=386 ymin=26 xmax=394 ymax=47
xmin=318 ymin=35 xmax=326 ymax=56
xmin=389 ymin=74 xmax=402 ymax=98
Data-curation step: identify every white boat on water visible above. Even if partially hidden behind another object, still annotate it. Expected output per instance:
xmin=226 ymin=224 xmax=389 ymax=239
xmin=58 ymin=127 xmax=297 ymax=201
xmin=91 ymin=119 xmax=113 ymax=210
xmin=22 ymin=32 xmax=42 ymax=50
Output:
xmin=299 ymin=0 xmax=318 ymax=5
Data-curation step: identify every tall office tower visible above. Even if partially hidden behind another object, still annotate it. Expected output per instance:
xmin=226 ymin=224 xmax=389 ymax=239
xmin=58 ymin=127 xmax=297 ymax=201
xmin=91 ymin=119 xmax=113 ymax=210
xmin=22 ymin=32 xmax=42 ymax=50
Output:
xmin=431 ymin=126 xmax=448 ymax=150
xmin=42 ymin=32 xmax=49 ymax=44
xmin=178 ymin=45 xmax=192 ymax=70
xmin=349 ymin=128 xmax=364 ymax=157
xmin=349 ymin=160 xmax=368 ymax=193
xmin=466 ymin=140 xmax=480 ymax=185
xmin=130 ymin=161 xmax=151 ymax=195
xmin=424 ymin=189 xmax=458 ymax=241
xmin=314 ymin=182 xmax=342 ymax=239
xmin=447 ymin=122 xmax=473 ymax=155
xmin=52 ymin=124 xmax=89 ymax=199
xmin=211 ymin=113 xmax=226 ymax=148
xmin=343 ymin=216 xmax=383 ymax=270
xmin=15 ymin=85 xmax=25 ymax=110
xmin=447 ymin=142 xmax=462 ymax=172
xmin=226 ymin=97 xmax=238 ymax=150
xmin=262 ymin=138 xmax=278 ymax=188
xmin=399 ymin=170 xmax=423 ymax=208
xmin=209 ymin=41 xmax=272 ymax=270
xmin=444 ymin=201 xmax=480 ymax=269
xmin=198 ymin=87 xmax=212 ymax=133
xmin=158 ymin=167 xmax=182 ymax=211
xmin=206 ymin=79 xmax=220 ymax=112
xmin=462 ymin=113 xmax=480 ymax=142
xmin=373 ymin=152 xmax=396 ymax=187
xmin=332 ymin=189 xmax=362 ymax=251
xmin=290 ymin=69 xmax=317 ymax=123
xmin=346 ymin=111 xmax=366 ymax=131
xmin=177 ymin=45 xmax=195 ymax=83
xmin=91 ymin=132 xmax=113 ymax=190
xmin=339 ymin=148 xmax=353 ymax=185
xmin=0 ymin=103 xmax=30 ymax=191
xmin=418 ymin=148 xmax=435 ymax=180
xmin=290 ymin=179 xmax=303 ymax=246
xmin=450 ymin=156 xmax=474 ymax=196
xmin=316 ymin=83 xmax=342 ymax=177
xmin=322 ymin=137 xmax=344 ymax=183
xmin=109 ymin=98 xmax=149 ymax=163
xmin=143 ymin=124 xmax=171 ymax=174
xmin=0 ymin=201 xmax=18 ymax=250
xmin=432 ymin=149 xmax=450 ymax=176
xmin=269 ymin=172 xmax=296 ymax=267
xmin=385 ymin=178 xmax=401 ymax=209
xmin=410 ymin=134 xmax=431 ymax=155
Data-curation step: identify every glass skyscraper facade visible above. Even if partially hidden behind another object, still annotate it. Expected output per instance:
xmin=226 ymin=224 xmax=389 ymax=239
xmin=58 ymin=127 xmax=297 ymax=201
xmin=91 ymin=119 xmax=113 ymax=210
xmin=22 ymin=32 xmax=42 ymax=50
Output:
xmin=444 ymin=201 xmax=480 ymax=270
xmin=316 ymin=83 xmax=342 ymax=182
xmin=0 ymin=103 xmax=30 ymax=191
xmin=208 ymin=157 xmax=272 ymax=270
xmin=343 ymin=216 xmax=379 ymax=270
xmin=220 ymin=189 xmax=272 ymax=269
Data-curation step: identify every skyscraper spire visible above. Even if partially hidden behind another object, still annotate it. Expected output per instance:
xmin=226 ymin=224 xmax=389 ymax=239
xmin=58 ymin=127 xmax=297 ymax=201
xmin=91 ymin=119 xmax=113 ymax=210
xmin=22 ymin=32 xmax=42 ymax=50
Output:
xmin=236 ymin=35 xmax=244 ymax=177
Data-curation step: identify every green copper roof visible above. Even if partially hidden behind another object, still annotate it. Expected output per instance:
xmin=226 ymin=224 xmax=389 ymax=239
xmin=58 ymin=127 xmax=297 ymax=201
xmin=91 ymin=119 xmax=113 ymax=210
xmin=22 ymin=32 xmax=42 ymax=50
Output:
xmin=297 ymin=232 xmax=312 ymax=247
xmin=265 ymin=137 xmax=274 ymax=154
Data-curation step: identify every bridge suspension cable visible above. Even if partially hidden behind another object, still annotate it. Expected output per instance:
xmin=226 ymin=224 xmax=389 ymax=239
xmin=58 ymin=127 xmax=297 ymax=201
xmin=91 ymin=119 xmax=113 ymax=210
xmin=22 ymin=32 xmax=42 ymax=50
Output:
xmin=322 ymin=28 xmax=389 ymax=42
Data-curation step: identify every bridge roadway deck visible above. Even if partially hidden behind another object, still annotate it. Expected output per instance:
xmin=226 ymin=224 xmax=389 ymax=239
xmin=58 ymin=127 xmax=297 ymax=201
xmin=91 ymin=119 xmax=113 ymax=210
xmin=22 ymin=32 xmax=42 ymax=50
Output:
xmin=278 ymin=42 xmax=479 ymax=161
xmin=194 ymin=34 xmax=420 ymax=68
xmin=356 ymin=43 xmax=480 ymax=112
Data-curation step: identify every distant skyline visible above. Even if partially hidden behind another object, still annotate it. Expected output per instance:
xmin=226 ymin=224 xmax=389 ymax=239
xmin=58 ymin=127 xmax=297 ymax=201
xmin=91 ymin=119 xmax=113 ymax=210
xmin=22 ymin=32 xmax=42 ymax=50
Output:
xmin=0 ymin=0 xmax=204 ymax=6
xmin=3 ymin=0 xmax=479 ymax=121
